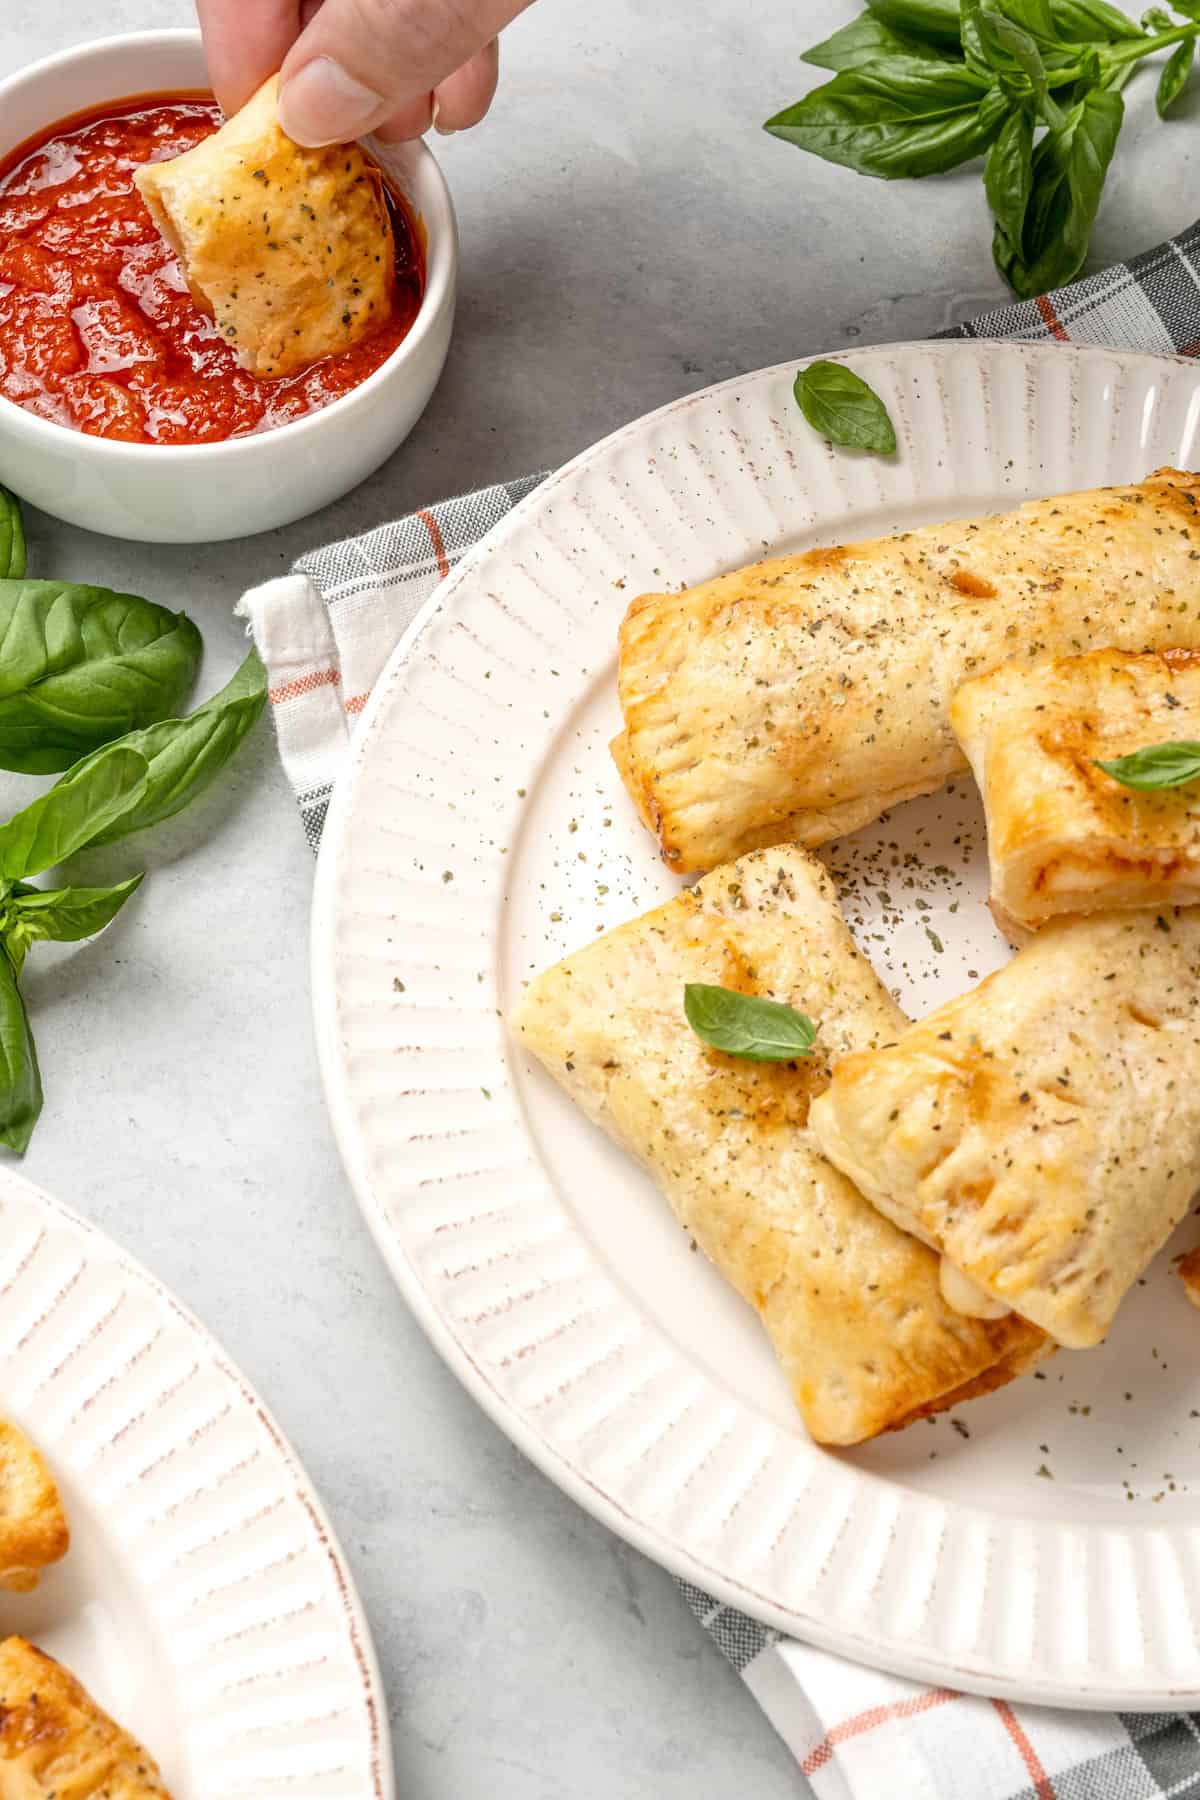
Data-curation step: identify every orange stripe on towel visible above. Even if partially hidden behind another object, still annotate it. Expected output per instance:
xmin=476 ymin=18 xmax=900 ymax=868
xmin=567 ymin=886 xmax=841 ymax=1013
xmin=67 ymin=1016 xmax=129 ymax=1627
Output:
xmin=800 ymin=1687 xmax=961 ymax=1776
xmin=993 ymin=1699 xmax=1057 ymax=1800
xmin=268 ymin=667 xmax=340 ymax=706
xmin=1035 ymin=294 xmax=1069 ymax=341
xmin=418 ymin=508 xmax=451 ymax=580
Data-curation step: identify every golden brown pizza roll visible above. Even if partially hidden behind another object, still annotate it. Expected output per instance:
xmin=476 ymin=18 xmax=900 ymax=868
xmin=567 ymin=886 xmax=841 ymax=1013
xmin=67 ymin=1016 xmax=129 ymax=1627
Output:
xmin=0 ymin=1418 xmax=68 ymax=1593
xmin=952 ymin=648 xmax=1200 ymax=930
xmin=810 ymin=908 xmax=1200 ymax=1350
xmin=614 ymin=469 xmax=1200 ymax=872
xmin=134 ymin=75 xmax=395 ymax=378
xmin=0 ymin=1637 xmax=172 ymax=1796
xmin=511 ymin=847 xmax=1047 ymax=1445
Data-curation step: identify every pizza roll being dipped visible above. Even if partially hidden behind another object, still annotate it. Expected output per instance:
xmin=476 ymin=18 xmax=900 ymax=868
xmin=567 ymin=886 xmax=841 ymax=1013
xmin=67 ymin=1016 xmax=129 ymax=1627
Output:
xmin=135 ymin=76 xmax=395 ymax=378
xmin=0 ymin=1637 xmax=172 ymax=1796
xmin=952 ymin=648 xmax=1200 ymax=932
xmin=511 ymin=847 xmax=1047 ymax=1445
xmin=0 ymin=1418 xmax=68 ymax=1593
xmin=810 ymin=908 xmax=1200 ymax=1349
xmin=613 ymin=469 xmax=1200 ymax=872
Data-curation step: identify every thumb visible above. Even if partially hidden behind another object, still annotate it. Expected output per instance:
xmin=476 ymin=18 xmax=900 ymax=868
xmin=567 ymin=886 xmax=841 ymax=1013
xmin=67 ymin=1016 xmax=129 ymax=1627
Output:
xmin=277 ymin=0 xmax=531 ymax=148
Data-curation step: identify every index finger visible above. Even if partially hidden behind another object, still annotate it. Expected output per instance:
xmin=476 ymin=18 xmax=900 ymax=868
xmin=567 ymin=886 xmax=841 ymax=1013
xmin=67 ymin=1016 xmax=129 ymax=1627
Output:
xmin=197 ymin=0 xmax=303 ymax=114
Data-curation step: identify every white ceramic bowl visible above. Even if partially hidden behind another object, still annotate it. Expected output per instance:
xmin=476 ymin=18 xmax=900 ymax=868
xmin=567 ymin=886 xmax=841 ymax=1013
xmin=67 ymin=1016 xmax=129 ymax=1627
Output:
xmin=0 ymin=30 xmax=457 ymax=543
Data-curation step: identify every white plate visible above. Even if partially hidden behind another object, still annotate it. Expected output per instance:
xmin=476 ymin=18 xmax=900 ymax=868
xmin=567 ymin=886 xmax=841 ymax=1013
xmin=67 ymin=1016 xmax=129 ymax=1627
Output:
xmin=314 ymin=339 xmax=1200 ymax=1710
xmin=0 ymin=1167 xmax=390 ymax=1796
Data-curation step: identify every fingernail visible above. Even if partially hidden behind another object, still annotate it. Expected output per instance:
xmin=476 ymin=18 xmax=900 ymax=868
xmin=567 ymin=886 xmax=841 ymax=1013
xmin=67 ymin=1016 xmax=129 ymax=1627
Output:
xmin=278 ymin=56 xmax=386 ymax=147
xmin=431 ymin=97 xmax=456 ymax=137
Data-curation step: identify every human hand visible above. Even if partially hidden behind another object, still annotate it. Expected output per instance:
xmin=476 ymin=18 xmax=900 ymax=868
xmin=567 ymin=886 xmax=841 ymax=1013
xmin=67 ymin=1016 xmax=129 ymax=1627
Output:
xmin=196 ymin=0 xmax=535 ymax=147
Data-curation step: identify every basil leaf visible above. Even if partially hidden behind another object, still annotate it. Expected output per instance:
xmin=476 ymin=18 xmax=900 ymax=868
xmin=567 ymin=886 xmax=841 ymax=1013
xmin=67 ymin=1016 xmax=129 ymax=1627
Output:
xmin=1001 ymin=86 xmax=1123 ymax=295
xmin=1051 ymin=0 xmax=1144 ymax=39
xmin=0 ymin=582 xmax=202 ymax=774
xmin=74 ymin=649 xmax=267 ymax=847
xmin=2 ymin=874 xmax=143 ymax=976
xmin=1142 ymin=6 xmax=1174 ymax=26
xmin=1157 ymin=35 xmax=1195 ymax=110
xmin=804 ymin=14 xmax=958 ymax=69
xmin=0 ymin=951 xmax=41 ymax=1155
xmin=0 ymin=489 xmax=25 ymax=581
xmin=866 ymin=0 xmax=965 ymax=46
xmin=765 ymin=63 xmax=1009 ymax=180
xmin=0 ymin=746 xmax=149 ymax=880
xmin=1096 ymin=740 xmax=1200 ymax=788
xmin=684 ymin=984 xmax=818 ymax=1062
xmin=986 ymin=105 xmax=1035 ymax=277
xmin=794 ymin=362 xmax=898 ymax=454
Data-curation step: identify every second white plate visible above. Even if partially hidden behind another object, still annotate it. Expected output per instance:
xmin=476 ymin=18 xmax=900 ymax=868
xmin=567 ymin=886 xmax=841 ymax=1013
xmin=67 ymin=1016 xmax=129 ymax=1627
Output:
xmin=314 ymin=339 xmax=1200 ymax=1708
xmin=0 ymin=1167 xmax=390 ymax=1797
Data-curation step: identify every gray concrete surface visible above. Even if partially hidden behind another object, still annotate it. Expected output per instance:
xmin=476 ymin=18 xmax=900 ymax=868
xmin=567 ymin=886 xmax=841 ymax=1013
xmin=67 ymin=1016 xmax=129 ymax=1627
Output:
xmin=0 ymin=2 xmax=1194 ymax=1794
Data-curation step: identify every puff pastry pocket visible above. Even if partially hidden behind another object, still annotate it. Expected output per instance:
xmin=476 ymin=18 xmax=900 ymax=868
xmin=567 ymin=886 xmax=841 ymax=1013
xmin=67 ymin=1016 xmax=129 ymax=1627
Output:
xmin=0 ymin=1418 xmax=68 ymax=1593
xmin=810 ymin=908 xmax=1200 ymax=1349
xmin=614 ymin=469 xmax=1200 ymax=872
xmin=952 ymin=648 xmax=1200 ymax=931
xmin=0 ymin=1636 xmax=172 ymax=1796
xmin=510 ymin=847 xmax=1046 ymax=1445
xmin=134 ymin=76 xmax=396 ymax=378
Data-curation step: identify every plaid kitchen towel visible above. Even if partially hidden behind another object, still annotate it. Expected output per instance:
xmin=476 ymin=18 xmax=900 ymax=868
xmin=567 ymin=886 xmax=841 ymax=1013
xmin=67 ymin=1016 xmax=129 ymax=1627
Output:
xmin=238 ymin=221 xmax=1200 ymax=1800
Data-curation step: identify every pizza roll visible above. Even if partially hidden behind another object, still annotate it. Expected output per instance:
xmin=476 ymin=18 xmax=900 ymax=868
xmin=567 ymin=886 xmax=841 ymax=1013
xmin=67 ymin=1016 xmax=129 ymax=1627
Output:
xmin=0 ymin=1418 xmax=68 ymax=1593
xmin=135 ymin=76 xmax=395 ymax=378
xmin=511 ymin=847 xmax=1047 ymax=1445
xmin=810 ymin=908 xmax=1200 ymax=1349
xmin=952 ymin=648 xmax=1200 ymax=930
xmin=613 ymin=468 xmax=1200 ymax=872
xmin=0 ymin=1637 xmax=172 ymax=1796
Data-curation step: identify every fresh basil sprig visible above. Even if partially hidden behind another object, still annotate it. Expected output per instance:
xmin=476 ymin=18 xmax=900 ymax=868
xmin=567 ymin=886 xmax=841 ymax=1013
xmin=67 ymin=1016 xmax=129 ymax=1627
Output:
xmin=0 ymin=490 xmax=268 ymax=1155
xmin=1096 ymin=740 xmax=1200 ymax=787
xmin=0 ymin=489 xmax=25 ymax=582
xmin=0 ymin=580 xmax=201 ymax=773
xmin=0 ymin=667 xmax=262 ymax=1155
xmin=794 ymin=362 xmax=898 ymax=454
xmin=768 ymin=0 xmax=1200 ymax=299
xmin=684 ymin=983 xmax=819 ymax=1062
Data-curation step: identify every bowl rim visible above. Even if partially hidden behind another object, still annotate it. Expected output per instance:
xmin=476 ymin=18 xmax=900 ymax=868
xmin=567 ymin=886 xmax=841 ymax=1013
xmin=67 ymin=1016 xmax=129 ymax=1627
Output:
xmin=0 ymin=27 xmax=458 ymax=463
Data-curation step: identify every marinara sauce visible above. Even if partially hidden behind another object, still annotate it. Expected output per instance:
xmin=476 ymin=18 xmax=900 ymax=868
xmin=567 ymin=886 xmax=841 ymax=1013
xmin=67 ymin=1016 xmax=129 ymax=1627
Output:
xmin=0 ymin=95 xmax=425 ymax=445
